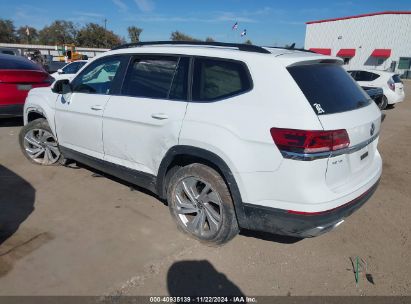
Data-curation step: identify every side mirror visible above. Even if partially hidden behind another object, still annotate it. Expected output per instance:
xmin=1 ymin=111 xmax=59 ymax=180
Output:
xmin=52 ymin=79 xmax=71 ymax=94
xmin=57 ymin=68 xmax=64 ymax=74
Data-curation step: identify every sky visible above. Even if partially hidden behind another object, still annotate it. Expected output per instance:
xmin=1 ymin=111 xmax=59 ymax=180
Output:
xmin=1 ymin=0 xmax=410 ymax=47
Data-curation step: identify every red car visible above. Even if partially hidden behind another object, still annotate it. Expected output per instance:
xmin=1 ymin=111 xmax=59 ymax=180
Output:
xmin=0 ymin=54 xmax=53 ymax=117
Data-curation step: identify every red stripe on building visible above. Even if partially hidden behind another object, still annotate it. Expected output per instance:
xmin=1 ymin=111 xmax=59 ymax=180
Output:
xmin=309 ymin=48 xmax=331 ymax=55
xmin=306 ymin=11 xmax=411 ymax=25
xmin=336 ymin=49 xmax=356 ymax=57
xmin=371 ymin=49 xmax=391 ymax=58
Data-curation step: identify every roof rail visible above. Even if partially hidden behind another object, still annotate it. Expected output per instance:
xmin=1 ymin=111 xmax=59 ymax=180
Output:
xmin=111 ymin=41 xmax=271 ymax=54
xmin=265 ymin=46 xmax=316 ymax=54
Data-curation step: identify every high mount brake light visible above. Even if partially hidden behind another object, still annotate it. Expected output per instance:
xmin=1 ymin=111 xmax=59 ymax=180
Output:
xmin=270 ymin=128 xmax=350 ymax=154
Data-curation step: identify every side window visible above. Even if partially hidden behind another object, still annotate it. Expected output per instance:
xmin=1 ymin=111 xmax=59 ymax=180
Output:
xmin=71 ymin=57 xmax=122 ymax=95
xmin=169 ymin=57 xmax=189 ymax=100
xmin=355 ymin=71 xmax=370 ymax=81
xmin=63 ymin=62 xmax=81 ymax=74
xmin=369 ymin=73 xmax=380 ymax=81
xmin=347 ymin=71 xmax=356 ymax=79
xmin=192 ymin=58 xmax=252 ymax=102
xmin=121 ymin=56 xmax=182 ymax=99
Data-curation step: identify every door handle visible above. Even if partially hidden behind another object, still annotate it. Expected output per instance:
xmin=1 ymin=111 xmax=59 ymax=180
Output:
xmin=90 ymin=105 xmax=104 ymax=111
xmin=151 ymin=113 xmax=169 ymax=120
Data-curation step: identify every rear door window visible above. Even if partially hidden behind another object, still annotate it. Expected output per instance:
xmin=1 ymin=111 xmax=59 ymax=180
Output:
xmin=122 ymin=56 xmax=179 ymax=99
xmin=192 ymin=58 xmax=252 ymax=102
xmin=369 ymin=72 xmax=380 ymax=81
xmin=288 ymin=64 xmax=372 ymax=115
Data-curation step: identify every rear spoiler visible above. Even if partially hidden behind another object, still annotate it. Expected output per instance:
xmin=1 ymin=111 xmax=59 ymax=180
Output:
xmin=287 ymin=58 xmax=343 ymax=68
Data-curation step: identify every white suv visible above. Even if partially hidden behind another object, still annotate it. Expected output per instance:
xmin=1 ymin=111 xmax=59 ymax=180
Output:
xmin=19 ymin=42 xmax=382 ymax=244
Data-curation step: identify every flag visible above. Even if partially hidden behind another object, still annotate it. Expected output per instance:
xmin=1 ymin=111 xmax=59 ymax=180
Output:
xmin=232 ymin=22 xmax=238 ymax=30
xmin=26 ymin=26 xmax=30 ymax=36
xmin=240 ymin=29 xmax=247 ymax=37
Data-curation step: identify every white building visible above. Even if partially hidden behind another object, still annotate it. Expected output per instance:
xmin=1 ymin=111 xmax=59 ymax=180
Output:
xmin=305 ymin=11 xmax=411 ymax=75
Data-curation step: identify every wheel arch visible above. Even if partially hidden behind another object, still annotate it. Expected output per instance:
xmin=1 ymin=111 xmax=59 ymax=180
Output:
xmin=156 ymin=145 xmax=249 ymax=229
xmin=26 ymin=109 xmax=46 ymax=123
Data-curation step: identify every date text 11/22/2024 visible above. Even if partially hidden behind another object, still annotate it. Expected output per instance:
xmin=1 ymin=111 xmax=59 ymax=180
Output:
xmin=149 ymin=296 xmax=257 ymax=303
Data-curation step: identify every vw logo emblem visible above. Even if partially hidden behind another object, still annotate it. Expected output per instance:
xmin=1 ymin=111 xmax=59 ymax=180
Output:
xmin=370 ymin=123 xmax=375 ymax=136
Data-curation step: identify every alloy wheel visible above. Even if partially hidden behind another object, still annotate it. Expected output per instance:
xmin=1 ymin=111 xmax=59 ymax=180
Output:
xmin=174 ymin=177 xmax=222 ymax=237
xmin=23 ymin=129 xmax=60 ymax=165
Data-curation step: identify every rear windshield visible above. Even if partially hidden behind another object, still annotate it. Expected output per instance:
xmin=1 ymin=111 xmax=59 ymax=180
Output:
xmin=288 ymin=64 xmax=372 ymax=115
xmin=392 ymin=74 xmax=402 ymax=83
xmin=0 ymin=54 xmax=43 ymax=71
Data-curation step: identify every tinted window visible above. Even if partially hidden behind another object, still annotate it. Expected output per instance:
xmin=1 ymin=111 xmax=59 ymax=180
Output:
xmin=0 ymin=54 xmax=42 ymax=70
xmin=288 ymin=64 xmax=372 ymax=115
xmin=169 ymin=57 xmax=189 ymax=100
xmin=192 ymin=58 xmax=251 ymax=102
xmin=354 ymin=71 xmax=379 ymax=81
xmin=122 ymin=56 xmax=180 ymax=99
xmin=369 ymin=73 xmax=380 ymax=81
xmin=392 ymin=74 xmax=402 ymax=83
xmin=63 ymin=61 xmax=86 ymax=74
xmin=71 ymin=57 xmax=121 ymax=95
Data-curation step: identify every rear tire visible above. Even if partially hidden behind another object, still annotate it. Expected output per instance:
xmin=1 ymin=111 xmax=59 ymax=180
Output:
xmin=19 ymin=118 xmax=64 ymax=166
xmin=167 ymin=163 xmax=239 ymax=245
xmin=378 ymin=95 xmax=388 ymax=110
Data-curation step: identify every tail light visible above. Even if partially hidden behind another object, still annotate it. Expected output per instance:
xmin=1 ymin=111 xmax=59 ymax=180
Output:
xmin=270 ymin=128 xmax=350 ymax=154
xmin=387 ymin=78 xmax=395 ymax=91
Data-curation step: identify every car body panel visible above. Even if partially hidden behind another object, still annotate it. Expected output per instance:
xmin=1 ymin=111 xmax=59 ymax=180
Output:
xmin=103 ymin=96 xmax=188 ymax=175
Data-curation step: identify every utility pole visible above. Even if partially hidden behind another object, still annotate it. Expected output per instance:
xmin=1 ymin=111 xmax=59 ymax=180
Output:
xmin=103 ymin=18 xmax=108 ymax=47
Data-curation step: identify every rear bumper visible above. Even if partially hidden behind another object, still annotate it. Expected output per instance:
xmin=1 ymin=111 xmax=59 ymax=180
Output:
xmin=385 ymin=90 xmax=405 ymax=104
xmin=0 ymin=104 xmax=24 ymax=117
xmin=242 ymin=180 xmax=379 ymax=238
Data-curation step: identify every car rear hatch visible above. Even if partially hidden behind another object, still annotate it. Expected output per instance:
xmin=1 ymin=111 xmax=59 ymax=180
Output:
xmin=287 ymin=61 xmax=382 ymax=193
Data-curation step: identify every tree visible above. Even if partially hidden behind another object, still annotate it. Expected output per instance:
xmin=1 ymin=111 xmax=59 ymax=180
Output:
xmin=127 ymin=26 xmax=143 ymax=43
xmin=16 ymin=26 xmax=38 ymax=44
xmin=244 ymin=39 xmax=252 ymax=45
xmin=38 ymin=20 xmax=77 ymax=45
xmin=170 ymin=31 xmax=200 ymax=42
xmin=0 ymin=19 xmax=17 ymax=43
xmin=205 ymin=37 xmax=215 ymax=42
xmin=76 ymin=23 xmax=122 ymax=48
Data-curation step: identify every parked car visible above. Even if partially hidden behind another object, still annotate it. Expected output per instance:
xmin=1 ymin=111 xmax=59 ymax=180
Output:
xmin=0 ymin=48 xmax=19 ymax=56
xmin=362 ymin=86 xmax=385 ymax=109
xmin=43 ymin=61 xmax=68 ymax=74
xmin=0 ymin=53 xmax=54 ymax=117
xmin=51 ymin=60 xmax=88 ymax=81
xmin=19 ymin=41 xmax=382 ymax=244
xmin=348 ymin=69 xmax=405 ymax=109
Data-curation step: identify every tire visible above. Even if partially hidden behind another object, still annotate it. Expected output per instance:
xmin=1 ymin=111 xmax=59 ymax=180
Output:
xmin=19 ymin=118 xmax=64 ymax=166
xmin=378 ymin=95 xmax=388 ymax=110
xmin=167 ymin=163 xmax=239 ymax=245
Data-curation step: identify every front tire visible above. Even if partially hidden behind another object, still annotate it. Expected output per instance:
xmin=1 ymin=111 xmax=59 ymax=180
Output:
xmin=19 ymin=118 xmax=63 ymax=166
xmin=167 ymin=164 xmax=239 ymax=245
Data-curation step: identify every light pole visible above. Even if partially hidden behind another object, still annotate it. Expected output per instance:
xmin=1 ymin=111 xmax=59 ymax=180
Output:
xmin=104 ymin=18 xmax=108 ymax=48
